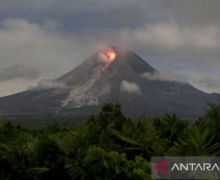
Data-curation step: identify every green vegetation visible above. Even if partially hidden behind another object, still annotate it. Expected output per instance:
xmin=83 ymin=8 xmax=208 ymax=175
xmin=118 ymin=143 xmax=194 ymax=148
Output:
xmin=0 ymin=104 xmax=220 ymax=179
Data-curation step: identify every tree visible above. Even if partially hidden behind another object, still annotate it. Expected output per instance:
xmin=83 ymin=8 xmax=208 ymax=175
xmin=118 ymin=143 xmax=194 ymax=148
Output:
xmin=167 ymin=125 xmax=220 ymax=156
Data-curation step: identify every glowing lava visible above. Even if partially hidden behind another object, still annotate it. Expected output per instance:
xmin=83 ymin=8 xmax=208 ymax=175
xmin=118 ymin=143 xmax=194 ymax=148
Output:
xmin=106 ymin=51 xmax=116 ymax=61
xmin=100 ymin=49 xmax=117 ymax=71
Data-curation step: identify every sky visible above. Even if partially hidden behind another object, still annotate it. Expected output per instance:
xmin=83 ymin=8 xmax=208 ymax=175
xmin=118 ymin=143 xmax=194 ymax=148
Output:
xmin=0 ymin=0 xmax=220 ymax=96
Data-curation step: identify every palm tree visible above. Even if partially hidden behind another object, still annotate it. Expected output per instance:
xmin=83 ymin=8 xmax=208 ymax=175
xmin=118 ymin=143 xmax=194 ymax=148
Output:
xmin=167 ymin=125 xmax=220 ymax=156
xmin=203 ymin=104 xmax=220 ymax=140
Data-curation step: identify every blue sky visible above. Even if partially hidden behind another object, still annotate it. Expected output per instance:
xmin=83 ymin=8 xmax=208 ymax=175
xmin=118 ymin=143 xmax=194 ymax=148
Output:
xmin=0 ymin=0 xmax=220 ymax=96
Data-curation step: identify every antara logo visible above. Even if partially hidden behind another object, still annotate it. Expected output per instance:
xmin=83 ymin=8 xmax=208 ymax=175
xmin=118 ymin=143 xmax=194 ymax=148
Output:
xmin=171 ymin=163 xmax=220 ymax=171
xmin=152 ymin=157 xmax=220 ymax=179
xmin=153 ymin=160 xmax=220 ymax=175
xmin=153 ymin=160 xmax=170 ymax=175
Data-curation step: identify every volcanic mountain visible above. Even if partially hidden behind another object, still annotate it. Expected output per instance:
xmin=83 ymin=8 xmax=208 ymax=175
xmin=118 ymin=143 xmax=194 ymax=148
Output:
xmin=0 ymin=46 xmax=219 ymax=123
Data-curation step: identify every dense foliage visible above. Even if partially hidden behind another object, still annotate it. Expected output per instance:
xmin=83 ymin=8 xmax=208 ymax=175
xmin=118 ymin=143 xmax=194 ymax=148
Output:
xmin=0 ymin=104 xmax=220 ymax=180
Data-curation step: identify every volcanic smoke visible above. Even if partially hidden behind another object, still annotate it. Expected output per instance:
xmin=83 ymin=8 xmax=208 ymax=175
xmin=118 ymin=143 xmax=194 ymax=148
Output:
xmin=99 ymin=48 xmax=117 ymax=71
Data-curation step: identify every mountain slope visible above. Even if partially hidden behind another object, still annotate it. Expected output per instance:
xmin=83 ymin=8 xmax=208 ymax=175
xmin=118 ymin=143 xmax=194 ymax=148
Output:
xmin=0 ymin=46 xmax=219 ymax=122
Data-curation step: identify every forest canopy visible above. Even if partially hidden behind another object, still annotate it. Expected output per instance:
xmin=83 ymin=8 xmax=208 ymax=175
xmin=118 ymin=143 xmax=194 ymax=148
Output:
xmin=0 ymin=104 xmax=220 ymax=180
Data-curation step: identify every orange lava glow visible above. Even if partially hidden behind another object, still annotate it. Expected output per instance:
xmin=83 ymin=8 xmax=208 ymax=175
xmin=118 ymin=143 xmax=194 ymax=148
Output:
xmin=106 ymin=51 xmax=116 ymax=61
xmin=101 ymin=49 xmax=117 ymax=70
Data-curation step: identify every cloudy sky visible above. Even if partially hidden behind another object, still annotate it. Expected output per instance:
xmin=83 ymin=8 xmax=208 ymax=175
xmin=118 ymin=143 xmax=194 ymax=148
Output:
xmin=0 ymin=0 xmax=220 ymax=96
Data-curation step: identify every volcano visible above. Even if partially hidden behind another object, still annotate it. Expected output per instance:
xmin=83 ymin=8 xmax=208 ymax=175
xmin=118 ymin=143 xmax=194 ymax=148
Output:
xmin=0 ymin=46 xmax=219 ymax=124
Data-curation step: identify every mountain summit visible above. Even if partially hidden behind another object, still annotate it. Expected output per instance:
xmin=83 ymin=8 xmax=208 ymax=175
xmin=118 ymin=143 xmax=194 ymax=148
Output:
xmin=56 ymin=46 xmax=156 ymax=108
xmin=0 ymin=46 xmax=219 ymax=123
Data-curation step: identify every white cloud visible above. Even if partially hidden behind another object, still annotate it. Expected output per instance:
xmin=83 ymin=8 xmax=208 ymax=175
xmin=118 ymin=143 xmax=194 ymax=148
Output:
xmin=0 ymin=65 xmax=39 ymax=81
xmin=119 ymin=21 xmax=220 ymax=51
xmin=142 ymin=71 xmax=220 ymax=93
xmin=0 ymin=18 xmax=98 ymax=95
xmin=1 ymin=17 xmax=220 ymax=96
xmin=0 ymin=18 xmax=96 ymax=77
xmin=155 ymin=0 xmax=220 ymax=26
xmin=0 ymin=79 xmax=39 ymax=97
xmin=120 ymin=80 xmax=141 ymax=94
xmin=185 ymin=74 xmax=220 ymax=94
